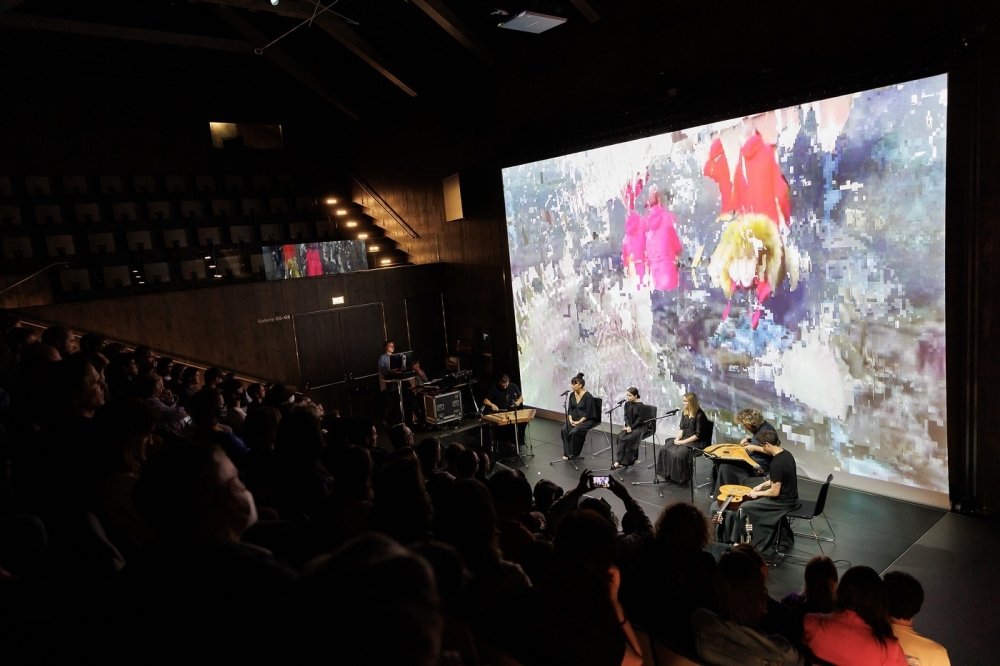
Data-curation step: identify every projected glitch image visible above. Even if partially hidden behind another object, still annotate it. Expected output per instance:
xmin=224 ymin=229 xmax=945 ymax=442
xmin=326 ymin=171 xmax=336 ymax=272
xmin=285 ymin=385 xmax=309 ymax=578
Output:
xmin=502 ymin=74 xmax=948 ymax=505
xmin=261 ymin=240 xmax=368 ymax=280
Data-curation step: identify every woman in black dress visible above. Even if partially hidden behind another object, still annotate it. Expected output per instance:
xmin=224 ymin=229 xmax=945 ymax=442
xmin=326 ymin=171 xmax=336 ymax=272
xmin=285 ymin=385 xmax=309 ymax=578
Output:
xmin=560 ymin=373 xmax=598 ymax=459
xmin=613 ymin=387 xmax=644 ymax=468
xmin=656 ymin=392 xmax=709 ymax=483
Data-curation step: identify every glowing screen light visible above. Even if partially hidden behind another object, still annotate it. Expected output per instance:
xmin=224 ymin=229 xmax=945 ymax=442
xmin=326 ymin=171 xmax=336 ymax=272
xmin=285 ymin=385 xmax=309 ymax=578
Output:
xmin=501 ymin=74 xmax=948 ymax=506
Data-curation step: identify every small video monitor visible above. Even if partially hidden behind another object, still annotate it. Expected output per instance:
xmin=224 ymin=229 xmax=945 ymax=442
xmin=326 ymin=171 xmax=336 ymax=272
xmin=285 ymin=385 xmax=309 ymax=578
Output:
xmin=390 ymin=352 xmax=407 ymax=371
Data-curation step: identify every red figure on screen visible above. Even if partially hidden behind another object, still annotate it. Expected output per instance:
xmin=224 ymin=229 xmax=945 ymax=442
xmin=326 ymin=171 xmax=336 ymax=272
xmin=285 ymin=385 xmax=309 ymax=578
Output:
xmin=644 ymin=184 xmax=682 ymax=292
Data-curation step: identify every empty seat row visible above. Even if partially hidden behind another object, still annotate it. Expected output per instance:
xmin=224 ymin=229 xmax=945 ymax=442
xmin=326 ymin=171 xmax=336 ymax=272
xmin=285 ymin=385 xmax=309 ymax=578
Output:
xmin=0 ymin=174 xmax=300 ymax=197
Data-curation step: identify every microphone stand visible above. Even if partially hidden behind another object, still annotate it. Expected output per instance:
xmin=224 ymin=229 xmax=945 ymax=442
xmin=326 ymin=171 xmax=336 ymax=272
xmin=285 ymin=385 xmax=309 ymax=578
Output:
xmin=592 ymin=401 xmax=625 ymax=481
xmin=631 ymin=409 xmax=681 ymax=498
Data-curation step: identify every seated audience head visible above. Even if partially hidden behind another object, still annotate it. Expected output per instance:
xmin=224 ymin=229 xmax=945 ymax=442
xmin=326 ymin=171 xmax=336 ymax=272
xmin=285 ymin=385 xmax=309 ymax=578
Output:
xmin=134 ymin=441 xmax=257 ymax=542
xmin=883 ymin=570 xmax=924 ymax=621
xmin=188 ymin=387 xmax=225 ymax=428
xmin=655 ymin=501 xmax=712 ymax=551
xmin=155 ymin=356 xmax=174 ymax=379
xmin=487 ymin=468 xmax=533 ymax=520
xmin=93 ymin=397 xmax=159 ymax=474
xmin=275 ymin=409 xmax=326 ymax=466
xmin=388 ymin=423 xmax=415 ymax=450
xmin=203 ymin=367 xmax=224 ymax=388
xmin=836 ymin=565 xmax=895 ymax=644
xmin=41 ymin=324 xmax=74 ymax=359
xmin=454 ymin=447 xmax=479 ymax=479
xmin=247 ymin=382 xmax=266 ymax=404
xmin=78 ymin=332 xmax=106 ymax=357
xmin=219 ymin=376 xmax=245 ymax=408
xmin=804 ymin=555 xmax=839 ymax=612
xmin=55 ymin=353 xmax=107 ymax=418
xmin=714 ymin=548 xmax=769 ymax=626
xmin=533 ymin=478 xmax=564 ymax=514
xmin=242 ymin=405 xmax=281 ymax=453
xmin=286 ymin=532 xmax=441 ymax=665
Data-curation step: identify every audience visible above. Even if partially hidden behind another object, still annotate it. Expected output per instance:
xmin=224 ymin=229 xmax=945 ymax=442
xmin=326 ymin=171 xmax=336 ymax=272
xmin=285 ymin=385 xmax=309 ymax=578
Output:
xmin=804 ymin=565 xmax=908 ymax=665
xmin=884 ymin=570 xmax=951 ymax=666
xmin=0 ymin=323 xmax=957 ymax=665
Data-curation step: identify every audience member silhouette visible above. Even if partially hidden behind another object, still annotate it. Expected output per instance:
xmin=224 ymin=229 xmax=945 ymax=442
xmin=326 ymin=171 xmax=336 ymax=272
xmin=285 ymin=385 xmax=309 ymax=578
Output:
xmin=804 ymin=565 xmax=907 ymax=665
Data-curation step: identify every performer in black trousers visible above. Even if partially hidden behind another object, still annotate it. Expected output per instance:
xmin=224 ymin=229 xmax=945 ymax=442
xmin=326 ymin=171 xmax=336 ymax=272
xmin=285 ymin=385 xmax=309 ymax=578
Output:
xmin=561 ymin=372 xmax=599 ymax=459
xmin=613 ymin=387 xmax=644 ymax=468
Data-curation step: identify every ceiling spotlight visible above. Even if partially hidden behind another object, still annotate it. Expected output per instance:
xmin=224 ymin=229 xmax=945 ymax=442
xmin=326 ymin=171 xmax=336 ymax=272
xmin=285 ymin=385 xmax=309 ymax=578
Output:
xmin=270 ymin=0 xmax=279 ymax=6
xmin=324 ymin=197 xmax=338 ymax=205
xmin=335 ymin=209 xmax=347 ymax=216
xmin=368 ymin=245 xmax=380 ymax=252
xmin=345 ymin=221 xmax=357 ymax=227
xmin=380 ymin=258 xmax=392 ymax=265
xmin=357 ymin=233 xmax=368 ymax=240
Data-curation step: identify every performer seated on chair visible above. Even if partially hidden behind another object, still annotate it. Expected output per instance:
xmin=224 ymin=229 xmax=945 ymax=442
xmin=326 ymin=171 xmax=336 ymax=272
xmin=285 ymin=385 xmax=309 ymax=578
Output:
xmin=656 ymin=392 xmax=709 ymax=483
xmin=613 ymin=387 xmax=644 ymax=469
xmin=712 ymin=408 xmax=777 ymax=493
xmin=483 ymin=373 xmax=526 ymax=454
xmin=715 ymin=430 xmax=799 ymax=554
xmin=561 ymin=372 xmax=598 ymax=460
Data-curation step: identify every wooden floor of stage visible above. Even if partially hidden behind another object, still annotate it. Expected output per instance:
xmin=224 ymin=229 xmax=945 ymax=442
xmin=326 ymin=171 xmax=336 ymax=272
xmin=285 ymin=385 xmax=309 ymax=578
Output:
xmin=414 ymin=414 xmax=996 ymax=665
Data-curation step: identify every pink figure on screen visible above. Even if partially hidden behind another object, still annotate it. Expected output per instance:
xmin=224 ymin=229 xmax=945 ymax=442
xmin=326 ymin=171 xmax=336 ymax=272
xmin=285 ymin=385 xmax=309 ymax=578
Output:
xmin=643 ymin=184 xmax=682 ymax=291
xmin=620 ymin=176 xmax=647 ymax=288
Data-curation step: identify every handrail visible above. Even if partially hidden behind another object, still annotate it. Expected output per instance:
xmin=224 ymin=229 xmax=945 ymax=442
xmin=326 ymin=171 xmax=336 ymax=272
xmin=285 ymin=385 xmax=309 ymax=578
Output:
xmin=0 ymin=262 xmax=72 ymax=297
xmin=351 ymin=174 xmax=419 ymax=240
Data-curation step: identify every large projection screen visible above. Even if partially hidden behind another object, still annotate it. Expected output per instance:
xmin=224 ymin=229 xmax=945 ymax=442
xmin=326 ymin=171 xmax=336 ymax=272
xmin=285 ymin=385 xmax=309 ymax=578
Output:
xmin=502 ymin=74 xmax=948 ymax=507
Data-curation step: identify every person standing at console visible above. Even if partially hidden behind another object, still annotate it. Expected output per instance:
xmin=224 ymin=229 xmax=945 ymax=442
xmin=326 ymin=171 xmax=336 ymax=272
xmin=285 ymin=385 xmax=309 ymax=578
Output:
xmin=561 ymin=373 xmax=599 ymax=459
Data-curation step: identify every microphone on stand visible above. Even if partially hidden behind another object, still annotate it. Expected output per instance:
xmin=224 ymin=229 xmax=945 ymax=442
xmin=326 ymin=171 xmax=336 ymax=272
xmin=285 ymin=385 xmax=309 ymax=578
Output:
xmin=559 ymin=390 xmax=571 ymax=396
xmin=664 ymin=408 xmax=680 ymax=416
xmin=615 ymin=398 xmax=626 ymax=406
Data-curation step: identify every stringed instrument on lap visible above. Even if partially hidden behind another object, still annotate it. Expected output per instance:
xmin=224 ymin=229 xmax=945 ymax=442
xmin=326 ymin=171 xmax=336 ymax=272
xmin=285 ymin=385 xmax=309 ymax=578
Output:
xmin=703 ymin=443 xmax=764 ymax=473
xmin=712 ymin=484 xmax=755 ymax=524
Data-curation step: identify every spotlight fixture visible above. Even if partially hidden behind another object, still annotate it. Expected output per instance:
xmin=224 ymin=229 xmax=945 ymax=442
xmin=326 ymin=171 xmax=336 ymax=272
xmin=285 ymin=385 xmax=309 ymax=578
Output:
xmin=270 ymin=0 xmax=279 ymax=6
xmin=331 ymin=296 xmax=345 ymax=305
xmin=345 ymin=220 xmax=357 ymax=227
xmin=335 ymin=209 xmax=348 ymax=216
xmin=324 ymin=197 xmax=338 ymax=205
xmin=357 ymin=233 xmax=368 ymax=240
xmin=380 ymin=258 xmax=392 ymax=265
xmin=368 ymin=245 xmax=380 ymax=252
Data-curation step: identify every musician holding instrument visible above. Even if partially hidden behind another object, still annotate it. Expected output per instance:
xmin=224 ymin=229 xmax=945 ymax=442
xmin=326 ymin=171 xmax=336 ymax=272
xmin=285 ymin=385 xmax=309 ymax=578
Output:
xmin=656 ymin=392 xmax=710 ymax=483
xmin=739 ymin=429 xmax=799 ymax=556
xmin=713 ymin=408 xmax=777 ymax=492
xmin=561 ymin=372 xmax=599 ymax=460
xmin=613 ymin=387 xmax=644 ymax=469
xmin=483 ymin=374 xmax=526 ymax=453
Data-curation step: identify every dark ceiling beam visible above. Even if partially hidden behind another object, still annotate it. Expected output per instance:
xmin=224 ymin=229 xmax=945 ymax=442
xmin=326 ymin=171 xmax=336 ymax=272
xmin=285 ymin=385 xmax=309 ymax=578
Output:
xmin=0 ymin=12 xmax=251 ymax=52
xmin=570 ymin=0 xmax=602 ymax=23
xmin=0 ymin=0 xmax=28 ymax=14
xmin=211 ymin=6 xmax=360 ymax=120
xmin=193 ymin=0 xmax=418 ymax=97
xmin=409 ymin=0 xmax=492 ymax=65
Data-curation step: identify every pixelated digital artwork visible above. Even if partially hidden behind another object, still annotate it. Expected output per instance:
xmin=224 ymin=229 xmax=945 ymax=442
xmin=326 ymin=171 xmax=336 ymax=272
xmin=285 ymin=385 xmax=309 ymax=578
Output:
xmin=502 ymin=74 xmax=948 ymax=505
xmin=261 ymin=240 xmax=368 ymax=281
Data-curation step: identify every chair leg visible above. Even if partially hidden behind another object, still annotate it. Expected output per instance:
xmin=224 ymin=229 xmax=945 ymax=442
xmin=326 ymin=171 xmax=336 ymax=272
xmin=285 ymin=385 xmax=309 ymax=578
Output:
xmin=792 ymin=515 xmax=836 ymax=543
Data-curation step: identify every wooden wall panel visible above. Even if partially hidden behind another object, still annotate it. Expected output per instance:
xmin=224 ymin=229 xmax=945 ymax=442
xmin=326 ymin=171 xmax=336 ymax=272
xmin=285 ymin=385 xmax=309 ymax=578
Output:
xmin=23 ymin=264 xmax=446 ymax=393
